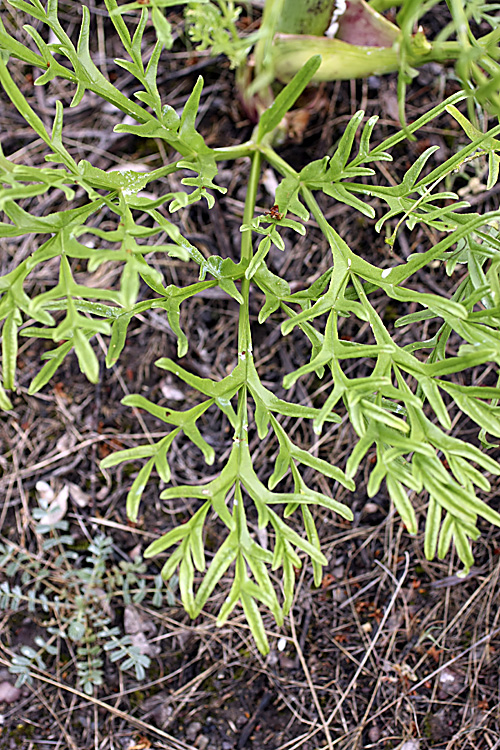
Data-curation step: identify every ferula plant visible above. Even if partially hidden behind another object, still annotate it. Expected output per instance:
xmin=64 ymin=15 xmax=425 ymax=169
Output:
xmin=2 ymin=0 xmax=500 ymax=653
xmin=185 ymin=0 xmax=500 ymax=124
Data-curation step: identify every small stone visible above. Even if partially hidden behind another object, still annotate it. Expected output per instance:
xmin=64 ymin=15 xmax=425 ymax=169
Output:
xmin=0 ymin=681 xmax=21 ymax=703
xmin=368 ymin=725 xmax=380 ymax=743
xmin=439 ymin=667 xmax=458 ymax=686
xmin=267 ymin=650 xmax=279 ymax=667
xmin=438 ymin=667 xmax=463 ymax=698
xmin=222 ymin=742 xmax=234 ymax=750
xmin=160 ymin=380 xmax=185 ymax=401
xmin=156 ymin=704 xmax=173 ymax=727
xmin=400 ymin=741 xmax=420 ymax=750
xmin=186 ymin=721 xmax=203 ymax=741
xmin=195 ymin=737 xmax=209 ymax=750
xmin=332 ymin=588 xmax=347 ymax=603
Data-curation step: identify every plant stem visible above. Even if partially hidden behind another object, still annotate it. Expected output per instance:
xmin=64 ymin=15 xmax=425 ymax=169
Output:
xmin=213 ymin=142 xmax=256 ymax=162
xmin=234 ymin=152 xmax=261 ymax=444
xmin=253 ymin=0 xmax=286 ymax=75
xmin=239 ymin=151 xmax=261 ymax=362
xmin=271 ymin=36 xmax=474 ymax=83
xmin=259 ymin=145 xmax=297 ymax=178
xmin=241 ymin=151 xmax=262 ymax=269
xmin=369 ymin=0 xmax=403 ymax=10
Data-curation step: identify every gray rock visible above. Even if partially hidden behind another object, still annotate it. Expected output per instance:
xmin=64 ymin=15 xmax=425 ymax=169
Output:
xmin=186 ymin=721 xmax=203 ymax=741
xmin=368 ymin=725 xmax=380 ymax=743
xmin=0 ymin=681 xmax=21 ymax=703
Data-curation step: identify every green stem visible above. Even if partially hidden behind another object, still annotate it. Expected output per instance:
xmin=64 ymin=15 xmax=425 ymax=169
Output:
xmin=259 ymin=145 xmax=297 ymax=178
xmin=213 ymin=141 xmax=256 ymax=162
xmin=234 ymin=151 xmax=261 ymax=441
xmin=448 ymin=0 xmax=471 ymax=49
xmin=271 ymin=35 xmax=475 ymax=84
xmin=369 ymin=0 xmax=404 ymax=10
xmin=235 ymin=385 xmax=249 ymax=444
xmin=241 ymin=151 xmax=262 ymax=268
xmin=253 ymin=0 xmax=286 ymax=74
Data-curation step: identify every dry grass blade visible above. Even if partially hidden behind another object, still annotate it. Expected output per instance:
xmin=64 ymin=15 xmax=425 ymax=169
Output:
xmin=289 ymin=608 xmax=334 ymax=750
xmin=0 ymin=652 xmax=197 ymax=750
